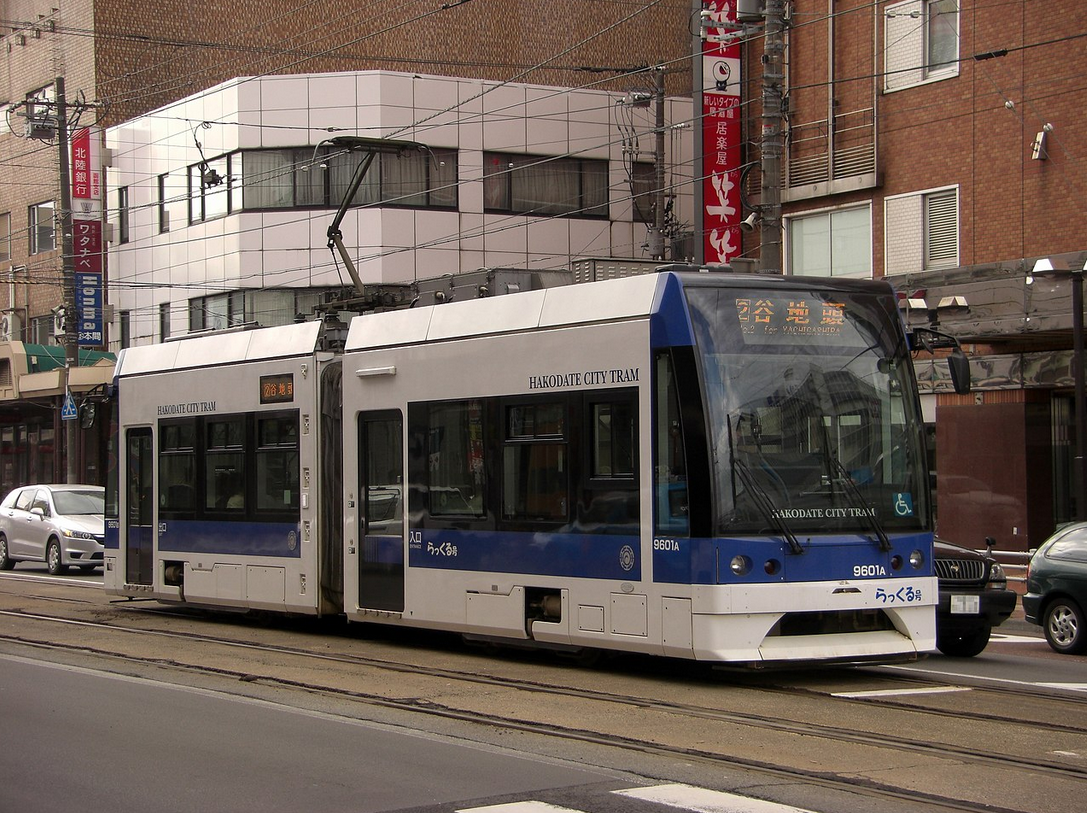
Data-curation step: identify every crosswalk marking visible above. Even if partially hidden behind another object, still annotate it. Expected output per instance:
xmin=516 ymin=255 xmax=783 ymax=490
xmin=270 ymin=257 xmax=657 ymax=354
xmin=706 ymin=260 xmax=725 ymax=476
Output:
xmin=1039 ymin=683 xmax=1087 ymax=693
xmin=831 ymin=686 xmax=972 ymax=698
xmin=989 ymin=633 xmax=1044 ymax=643
xmin=614 ymin=784 xmax=817 ymax=813
xmin=457 ymin=784 xmax=819 ymax=813
xmin=458 ymin=803 xmax=582 ymax=813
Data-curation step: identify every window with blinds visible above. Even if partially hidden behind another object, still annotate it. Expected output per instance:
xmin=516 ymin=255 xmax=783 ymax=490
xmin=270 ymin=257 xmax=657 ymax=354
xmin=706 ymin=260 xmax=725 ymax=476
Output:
xmin=923 ymin=188 xmax=958 ymax=269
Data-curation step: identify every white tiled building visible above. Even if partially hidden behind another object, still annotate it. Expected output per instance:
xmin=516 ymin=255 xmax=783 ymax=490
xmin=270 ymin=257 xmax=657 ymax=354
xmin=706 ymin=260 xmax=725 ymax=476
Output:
xmin=106 ymin=70 xmax=694 ymax=348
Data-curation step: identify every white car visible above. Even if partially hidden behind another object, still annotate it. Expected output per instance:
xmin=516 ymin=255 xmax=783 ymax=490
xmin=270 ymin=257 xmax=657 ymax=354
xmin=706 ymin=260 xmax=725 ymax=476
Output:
xmin=0 ymin=484 xmax=105 ymax=574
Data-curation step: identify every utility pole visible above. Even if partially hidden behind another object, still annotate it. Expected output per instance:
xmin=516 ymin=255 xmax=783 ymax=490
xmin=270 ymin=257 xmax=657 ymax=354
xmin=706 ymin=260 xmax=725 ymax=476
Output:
xmin=759 ymin=0 xmax=786 ymax=274
xmin=649 ymin=66 xmax=667 ymax=261
xmin=56 ymin=76 xmax=79 ymax=484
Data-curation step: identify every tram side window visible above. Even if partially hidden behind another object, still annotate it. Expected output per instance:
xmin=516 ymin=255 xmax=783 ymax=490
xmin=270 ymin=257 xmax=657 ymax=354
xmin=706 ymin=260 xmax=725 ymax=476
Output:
xmin=206 ymin=418 xmax=246 ymax=511
xmin=256 ymin=413 xmax=299 ymax=512
xmin=503 ymin=402 xmax=567 ymax=522
xmin=578 ymin=391 xmax=639 ymax=534
xmin=654 ymin=352 xmax=689 ymax=535
xmin=591 ymin=400 xmax=634 ymax=478
xmin=160 ymin=421 xmax=197 ymax=513
xmin=428 ymin=400 xmax=485 ymax=517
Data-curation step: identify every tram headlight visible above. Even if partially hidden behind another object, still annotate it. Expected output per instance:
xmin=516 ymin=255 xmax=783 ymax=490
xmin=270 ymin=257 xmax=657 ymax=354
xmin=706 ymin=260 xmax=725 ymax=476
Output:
xmin=890 ymin=555 xmax=903 ymax=571
xmin=730 ymin=555 xmax=752 ymax=576
xmin=909 ymin=549 xmax=926 ymax=569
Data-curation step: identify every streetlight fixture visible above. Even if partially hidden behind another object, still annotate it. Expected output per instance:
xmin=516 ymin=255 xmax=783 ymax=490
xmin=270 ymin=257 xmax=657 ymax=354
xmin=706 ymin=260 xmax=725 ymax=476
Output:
xmin=1031 ymin=256 xmax=1087 ymax=521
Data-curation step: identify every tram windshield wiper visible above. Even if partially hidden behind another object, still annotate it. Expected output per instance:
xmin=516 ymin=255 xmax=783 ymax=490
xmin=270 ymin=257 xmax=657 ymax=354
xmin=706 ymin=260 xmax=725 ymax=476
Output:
xmin=826 ymin=452 xmax=892 ymax=552
xmin=733 ymin=459 xmax=805 ymax=555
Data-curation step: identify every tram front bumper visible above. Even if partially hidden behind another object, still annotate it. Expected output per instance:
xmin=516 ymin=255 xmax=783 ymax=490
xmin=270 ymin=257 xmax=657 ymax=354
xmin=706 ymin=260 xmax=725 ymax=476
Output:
xmin=689 ymin=577 xmax=937 ymax=663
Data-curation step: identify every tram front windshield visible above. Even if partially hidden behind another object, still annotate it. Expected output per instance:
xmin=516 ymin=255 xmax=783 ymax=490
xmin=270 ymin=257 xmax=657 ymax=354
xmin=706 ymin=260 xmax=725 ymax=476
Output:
xmin=686 ymin=285 xmax=928 ymax=535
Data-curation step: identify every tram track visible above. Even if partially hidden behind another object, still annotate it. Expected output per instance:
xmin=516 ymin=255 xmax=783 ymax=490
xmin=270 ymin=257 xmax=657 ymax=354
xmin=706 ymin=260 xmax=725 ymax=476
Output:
xmin=2 ymin=601 xmax=1087 ymax=804
xmin=5 ymin=591 xmax=1087 ymax=735
xmin=0 ymin=630 xmax=1041 ymax=813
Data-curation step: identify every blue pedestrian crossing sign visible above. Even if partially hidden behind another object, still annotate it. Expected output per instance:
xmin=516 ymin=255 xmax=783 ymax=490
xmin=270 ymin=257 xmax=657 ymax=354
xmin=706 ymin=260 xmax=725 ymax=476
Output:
xmin=61 ymin=389 xmax=78 ymax=421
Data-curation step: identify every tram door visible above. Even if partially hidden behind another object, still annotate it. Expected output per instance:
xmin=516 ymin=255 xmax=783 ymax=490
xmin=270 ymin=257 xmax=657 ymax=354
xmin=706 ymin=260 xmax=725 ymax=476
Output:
xmin=125 ymin=428 xmax=154 ymax=585
xmin=358 ymin=411 xmax=404 ymax=612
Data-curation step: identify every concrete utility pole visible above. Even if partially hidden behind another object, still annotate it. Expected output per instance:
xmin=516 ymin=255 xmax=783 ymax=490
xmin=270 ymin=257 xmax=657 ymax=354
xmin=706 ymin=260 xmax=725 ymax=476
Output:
xmin=649 ymin=66 xmax=667 ymax=261
xmin=56 ymin=76 xmax=79 ymax=484
xmin=759 ymin=0 xmax=786 ymax=274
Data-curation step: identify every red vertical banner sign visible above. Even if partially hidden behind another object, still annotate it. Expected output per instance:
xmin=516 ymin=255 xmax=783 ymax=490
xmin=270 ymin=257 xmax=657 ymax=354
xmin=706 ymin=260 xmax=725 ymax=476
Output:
xmin=70 ymin=127 xmax=105 ymax=347
xmin=701 ymin=2 xmax=742 ymax=265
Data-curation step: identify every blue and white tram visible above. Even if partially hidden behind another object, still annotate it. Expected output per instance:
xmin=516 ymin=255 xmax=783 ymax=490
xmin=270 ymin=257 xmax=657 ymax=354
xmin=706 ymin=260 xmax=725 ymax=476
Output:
xmin=104 ymin=321 xmax=345 ymax=616
xmin=339 ymin=271 xmax=936 ymax=663
xmin=105 ymin=270 xmax=940 ymax=665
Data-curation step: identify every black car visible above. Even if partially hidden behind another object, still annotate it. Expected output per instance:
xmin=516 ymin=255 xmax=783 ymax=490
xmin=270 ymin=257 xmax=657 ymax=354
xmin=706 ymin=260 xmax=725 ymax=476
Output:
xmin=934 ymin=538 xmax=1018 ymax=657
xmin=1023 ymin=522 xmax=1087 ymax=655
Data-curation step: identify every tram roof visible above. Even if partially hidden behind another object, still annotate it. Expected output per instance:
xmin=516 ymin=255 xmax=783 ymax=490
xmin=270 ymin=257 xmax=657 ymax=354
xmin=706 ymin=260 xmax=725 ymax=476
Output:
xmin=115 ymin=320 xmax=324 ymax=377
xmin=345 ymin=273 xmax=665 ymax=352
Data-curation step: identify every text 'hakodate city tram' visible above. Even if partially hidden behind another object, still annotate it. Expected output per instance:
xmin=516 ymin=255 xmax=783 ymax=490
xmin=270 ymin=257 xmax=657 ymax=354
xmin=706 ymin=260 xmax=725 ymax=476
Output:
xmin=105 ymin=269 xmax=964 ymax=665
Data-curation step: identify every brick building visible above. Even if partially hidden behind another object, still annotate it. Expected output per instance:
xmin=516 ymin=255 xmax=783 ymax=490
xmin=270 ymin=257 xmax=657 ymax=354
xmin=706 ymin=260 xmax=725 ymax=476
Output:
xmin=734 ymin=1 xmax=1087 ymax=548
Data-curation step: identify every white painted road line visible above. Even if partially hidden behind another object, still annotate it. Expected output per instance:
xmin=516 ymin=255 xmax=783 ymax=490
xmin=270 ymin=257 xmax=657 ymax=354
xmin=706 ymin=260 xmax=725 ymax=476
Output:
xmin=832 ymin=686 xmax=973 ymax=699
xmin=614 ymin=783 xmax=819 ymax=813
xmin=458 ymin=804 xmax=583 ymax=813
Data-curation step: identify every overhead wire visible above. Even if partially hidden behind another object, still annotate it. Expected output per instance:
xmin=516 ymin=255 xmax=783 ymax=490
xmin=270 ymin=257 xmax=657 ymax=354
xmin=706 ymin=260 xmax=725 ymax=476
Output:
xmin=4 ymin=0 xmax=1082 ymax=332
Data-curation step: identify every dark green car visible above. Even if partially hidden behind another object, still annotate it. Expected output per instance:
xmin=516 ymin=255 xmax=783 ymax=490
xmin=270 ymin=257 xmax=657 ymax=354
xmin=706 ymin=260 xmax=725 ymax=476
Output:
xmin=1024 ymin=522 xmax=1087 ymax=655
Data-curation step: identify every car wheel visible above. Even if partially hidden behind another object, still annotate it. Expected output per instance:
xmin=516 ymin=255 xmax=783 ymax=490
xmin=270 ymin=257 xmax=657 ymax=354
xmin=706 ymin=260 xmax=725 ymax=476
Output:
xmin=0 ymin=534 xmax=14 ymax=570
xmin=1043 ymin=599 xmax=1087 ymax=655
xmin=46 ymin=538 xmax=67 ymax=575
xmin=936 ymin=624 xmax=992 ymax=657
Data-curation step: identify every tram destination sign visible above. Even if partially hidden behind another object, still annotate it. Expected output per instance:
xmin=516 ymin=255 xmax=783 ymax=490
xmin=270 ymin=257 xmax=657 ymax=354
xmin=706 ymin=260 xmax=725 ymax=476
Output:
xmin=734 ymin=295 xmax=851 ymax=345
xmin=260 ymin=373 xmax=295 ymax=404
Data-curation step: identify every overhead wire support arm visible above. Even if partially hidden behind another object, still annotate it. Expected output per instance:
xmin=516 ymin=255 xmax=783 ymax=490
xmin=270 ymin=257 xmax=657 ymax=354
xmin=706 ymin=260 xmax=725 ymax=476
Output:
xmin=323 ymin=136 xmax=428 ymax=295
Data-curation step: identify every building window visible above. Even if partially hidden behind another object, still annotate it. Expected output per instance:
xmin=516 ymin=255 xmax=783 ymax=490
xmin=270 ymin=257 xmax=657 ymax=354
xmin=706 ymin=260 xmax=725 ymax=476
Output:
xmin=159 ymin=302 xmax=171 ymax=341
xmin=29 ymin=315 xmax=52 ymax=345
xmin=188 ymin=154 xmax=234 ymax=224
xmin=0 ymin=212 xmax=10 ymax=262
xmin=157 ymin=174 xmax=170 ymax=233
xmin=188 ymin=292 xmax=236 ymax=332
xmin=119 ymin=310 xmax=131 ymax=349
xmin=884 ymin=0 xmax=959 ymax=92
xmin=631 ymin=162 xmax=655 ymax=224
xmin=927 ymin=0 xmax=958 ymax=71
xmin=187 ymin=289 xmax=335 ymax=334
xmin=786 ymin=205 xmax=872 ymax=278
xmin=884 ymin=186 xmax=959 ymax=275
xmin=117 ymin=186 xmax=130 ymax=244
xmin=28 ymin=201 xmax=56 ymax=254
xmin=483 ymin=152 xmax=609 ymax=217
xmin=236 ymin=146 xmax=457 ymax=211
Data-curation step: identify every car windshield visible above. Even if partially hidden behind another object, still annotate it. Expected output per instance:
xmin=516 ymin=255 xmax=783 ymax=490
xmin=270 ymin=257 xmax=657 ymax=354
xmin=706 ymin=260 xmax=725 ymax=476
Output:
xmin=53 ymin=490 xmax=105 ymax=516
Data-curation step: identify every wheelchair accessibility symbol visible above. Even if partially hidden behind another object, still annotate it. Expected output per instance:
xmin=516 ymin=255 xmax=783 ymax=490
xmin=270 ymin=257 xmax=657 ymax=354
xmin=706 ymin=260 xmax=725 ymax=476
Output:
xmin=892 ymin=492 xmax=914 ymax=517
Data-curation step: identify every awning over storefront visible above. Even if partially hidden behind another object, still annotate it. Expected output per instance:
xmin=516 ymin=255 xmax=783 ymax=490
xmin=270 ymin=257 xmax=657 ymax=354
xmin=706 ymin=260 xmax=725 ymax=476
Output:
xmin=0 ymin=341 xmax=115 ymax=402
